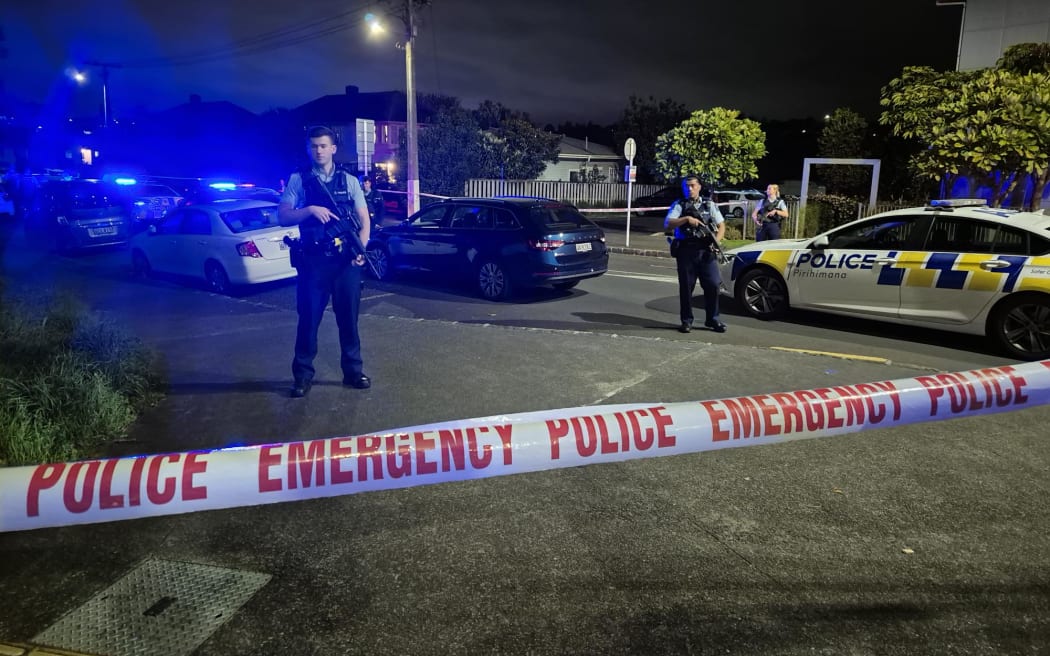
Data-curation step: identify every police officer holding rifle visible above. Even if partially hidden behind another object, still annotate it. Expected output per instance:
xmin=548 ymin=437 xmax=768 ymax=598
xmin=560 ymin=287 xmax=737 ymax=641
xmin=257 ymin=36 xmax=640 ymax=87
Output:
xmin=278 ymin=126 xmax=373 ymax=398
xmin=665 ymin=174 xmax=727 ymax=334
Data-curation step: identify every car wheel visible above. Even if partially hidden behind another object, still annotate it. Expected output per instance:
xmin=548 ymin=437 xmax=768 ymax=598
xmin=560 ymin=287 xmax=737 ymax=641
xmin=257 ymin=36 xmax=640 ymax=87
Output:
xmin=735 ymin=267 xmax=789 ymax=319
xmin=205 ymin=260 xmax=232 ymax=294
xmin=131 ymin=249 xmax=151 ymax=277
xmin=732 ymin=207 xmax=744 ymax=219
xmin=552 ymin=280 xmax=580 ymax=291
xmin=478 ymin=259 xmax=512 ymax=301
xmin=369 ymin=246 xmax=395 ymax=281
xmin=989 ymin=294 xmax=1050 ymax=360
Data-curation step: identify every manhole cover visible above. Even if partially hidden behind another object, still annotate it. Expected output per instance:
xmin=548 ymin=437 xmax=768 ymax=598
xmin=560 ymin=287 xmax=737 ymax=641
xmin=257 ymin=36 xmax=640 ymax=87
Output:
xmin=33 ymin=558 xmax=270 ymax=656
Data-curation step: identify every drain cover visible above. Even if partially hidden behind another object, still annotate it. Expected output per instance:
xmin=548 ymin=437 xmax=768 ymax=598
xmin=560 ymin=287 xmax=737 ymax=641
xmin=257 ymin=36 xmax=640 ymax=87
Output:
xmin=33 ymin=558 xmax=270 ymax=656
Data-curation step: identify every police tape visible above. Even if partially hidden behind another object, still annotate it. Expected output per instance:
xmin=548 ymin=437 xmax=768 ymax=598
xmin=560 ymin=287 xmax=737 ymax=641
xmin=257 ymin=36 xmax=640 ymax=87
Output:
xmin=3 ymin=361 xmax=1048 ymax=533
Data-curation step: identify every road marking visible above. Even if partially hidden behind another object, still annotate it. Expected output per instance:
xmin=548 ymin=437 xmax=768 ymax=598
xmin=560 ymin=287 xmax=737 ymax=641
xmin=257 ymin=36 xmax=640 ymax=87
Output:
xmin=605 ymin=270 xmax=677 ymax=284
xmin=769 ymin=347 xmax=891 ymax=364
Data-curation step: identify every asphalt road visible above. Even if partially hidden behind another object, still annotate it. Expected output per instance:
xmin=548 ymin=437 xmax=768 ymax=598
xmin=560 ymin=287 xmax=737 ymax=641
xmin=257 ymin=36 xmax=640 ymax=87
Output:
xmin=1 ymin=232 xmax=1047 ymax=655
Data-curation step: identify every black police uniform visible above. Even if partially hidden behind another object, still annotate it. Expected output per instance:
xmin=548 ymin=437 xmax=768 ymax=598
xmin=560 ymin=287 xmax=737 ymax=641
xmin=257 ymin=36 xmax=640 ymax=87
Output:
xmin=670 ymin=197 xmax=724 ymax=332
xmin=756 ymin=196 xmax=784 ymax=242
xmin=290 ymin=165 xmax=367 ymax=392
xmin=364 ymin=186 xmax=385 ymax=229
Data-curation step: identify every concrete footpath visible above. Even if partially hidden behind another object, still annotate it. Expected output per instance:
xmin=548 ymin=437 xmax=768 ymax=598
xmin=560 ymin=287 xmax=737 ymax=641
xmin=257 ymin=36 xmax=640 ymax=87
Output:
xmin=1 ymin=220 xmax=1049 ymax=655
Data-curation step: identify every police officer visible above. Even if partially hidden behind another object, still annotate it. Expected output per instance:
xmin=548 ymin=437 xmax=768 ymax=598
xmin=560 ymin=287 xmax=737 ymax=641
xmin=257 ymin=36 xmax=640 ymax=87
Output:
xmin=360 ymin=175 xmax=386 ymax=231
xmin=752 ymin=183 xmax=788 ymax=242
xmin=279 ymin=126 xmax=372 ymax=398
xmin=665 ymin=174 xmax=727 ymax=334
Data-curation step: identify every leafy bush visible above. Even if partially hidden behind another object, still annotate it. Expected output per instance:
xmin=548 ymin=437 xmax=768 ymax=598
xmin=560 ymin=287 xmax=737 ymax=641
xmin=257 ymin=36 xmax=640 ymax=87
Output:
xmin=0 ymin=293 xmax=165 ymax=466
xmin=806 ymin=194 xmax=861 ymax=234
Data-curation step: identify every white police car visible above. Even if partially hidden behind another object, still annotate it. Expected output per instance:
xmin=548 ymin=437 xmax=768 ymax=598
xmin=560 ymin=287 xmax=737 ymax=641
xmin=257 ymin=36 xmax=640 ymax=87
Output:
xmin=719 ymin=199 xmax=1050 ymax=360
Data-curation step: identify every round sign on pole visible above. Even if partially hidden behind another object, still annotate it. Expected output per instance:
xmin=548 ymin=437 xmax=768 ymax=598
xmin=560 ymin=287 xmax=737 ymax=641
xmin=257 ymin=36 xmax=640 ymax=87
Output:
xmin=624 ymin=138 xmax=636 ymax=163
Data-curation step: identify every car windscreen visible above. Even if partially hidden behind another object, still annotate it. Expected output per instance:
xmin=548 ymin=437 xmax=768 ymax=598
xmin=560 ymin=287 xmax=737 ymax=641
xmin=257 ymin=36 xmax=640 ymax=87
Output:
xmin=528 ymin=204 xmax=590 ymax=228
xmin=220 ymin=206 xmax=281 ymax=234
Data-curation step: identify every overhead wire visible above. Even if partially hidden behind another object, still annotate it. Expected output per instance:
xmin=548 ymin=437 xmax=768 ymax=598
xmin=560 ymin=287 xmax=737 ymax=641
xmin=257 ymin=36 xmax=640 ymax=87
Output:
xmin=121 ymin=3 xmax=373 ymax=69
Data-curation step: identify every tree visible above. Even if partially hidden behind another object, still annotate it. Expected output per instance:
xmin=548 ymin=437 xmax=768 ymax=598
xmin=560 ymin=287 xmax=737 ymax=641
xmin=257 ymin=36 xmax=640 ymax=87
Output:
xmin=399 ymin=109 xmax=484 ymax=198
xmin=815 ymin=108 xmax=870 ymax=198
xmin=476 ymin=117 xmax=560 ymax=180
xmin=880 ymin=54 xmax=1050 ymax=209
xmin=653 ymin=107 xmax=766 ymax=187
xmin=611 ymin=95 xmax=689 ymax=182
xmin=996 ymin=42 xmax=1050 ymax=75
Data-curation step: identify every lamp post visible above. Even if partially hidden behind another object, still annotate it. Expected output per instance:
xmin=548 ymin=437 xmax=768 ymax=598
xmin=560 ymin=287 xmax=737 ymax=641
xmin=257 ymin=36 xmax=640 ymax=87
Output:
xmin=367 ymin=3 xmax=420 ymax=215
xmin=404 ymin=0 xmax=419 ymax=215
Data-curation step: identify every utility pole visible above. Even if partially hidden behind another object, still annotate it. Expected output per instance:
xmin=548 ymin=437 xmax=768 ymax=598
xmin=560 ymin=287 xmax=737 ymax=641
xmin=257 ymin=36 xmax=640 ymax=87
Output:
xmin=404 ymin=0 xmax=420 ymax=214
xmin=84 ymin=60 xmax=122 ymax=127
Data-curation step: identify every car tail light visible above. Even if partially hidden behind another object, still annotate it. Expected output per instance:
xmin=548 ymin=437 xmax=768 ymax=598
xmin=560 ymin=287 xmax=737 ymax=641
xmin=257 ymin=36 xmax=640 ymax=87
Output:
xmin=528 ymin=239 xmax=565 ymax=251
xmin=236 ymin=240 xmax=263 ymax=258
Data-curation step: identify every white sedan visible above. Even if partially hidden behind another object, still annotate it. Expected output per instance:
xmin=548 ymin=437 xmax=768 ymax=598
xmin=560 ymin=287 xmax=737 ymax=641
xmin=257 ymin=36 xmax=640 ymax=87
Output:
xmin=130 ymin=199 xmax=298 ymax=294
xmin=720 ymin=198 xmax=1050 ymax=360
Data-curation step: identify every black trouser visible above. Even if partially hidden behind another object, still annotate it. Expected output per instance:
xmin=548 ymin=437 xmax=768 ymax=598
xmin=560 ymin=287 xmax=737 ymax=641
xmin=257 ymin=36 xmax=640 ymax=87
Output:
xmin=675 ymin=244 xmax=721 ymax=326
xmin=292 ymin=253 xmax=363 ymax=384
xmin=756 ymin=221 xmax=781 ymax=241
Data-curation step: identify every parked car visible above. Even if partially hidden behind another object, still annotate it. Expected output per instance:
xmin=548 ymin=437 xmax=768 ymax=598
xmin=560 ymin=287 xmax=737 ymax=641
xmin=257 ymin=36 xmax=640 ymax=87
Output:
xmin=368 ymin=197 xmax=609 ymax=300
xmin=178 ymin=182 xmax=282 ymax=206
xmin=720 ymin=197 xmax=1050 ymax=360
xmin=129 ymin=199 xmax=298 ymax=294
xmin=125 ymin=183 xmax=183 ymax=227
xmin=712 ymin=189 xmax=766 ymax=219
xmin=633 ymin=186 xmax=681 ymax=216
xmin=23 ymin=178 xmax=131 ymax=252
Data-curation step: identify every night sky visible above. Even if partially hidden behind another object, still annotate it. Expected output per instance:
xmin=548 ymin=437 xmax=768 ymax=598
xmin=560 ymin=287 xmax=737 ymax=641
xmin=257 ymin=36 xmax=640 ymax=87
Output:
xmin=4 ymin=0 xmax=961 ymax=126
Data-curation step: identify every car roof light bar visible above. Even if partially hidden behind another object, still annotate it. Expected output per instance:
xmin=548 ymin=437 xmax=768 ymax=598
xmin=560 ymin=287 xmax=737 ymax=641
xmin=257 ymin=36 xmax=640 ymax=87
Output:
xmin=929 ymin=198 xmax=988 ymax=208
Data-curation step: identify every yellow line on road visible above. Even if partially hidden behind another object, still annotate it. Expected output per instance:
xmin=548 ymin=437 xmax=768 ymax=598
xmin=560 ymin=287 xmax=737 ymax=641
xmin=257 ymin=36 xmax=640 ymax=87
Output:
xmin=769 ymin=347 xmax=891 ymax=364
xmin=0 ymin=642 xmax=98 ymax=655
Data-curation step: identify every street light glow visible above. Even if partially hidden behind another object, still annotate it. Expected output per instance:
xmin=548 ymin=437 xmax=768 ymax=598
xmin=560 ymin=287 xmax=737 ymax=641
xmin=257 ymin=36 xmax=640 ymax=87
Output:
xmin=365 ymin=13 xmax=385 ymax=35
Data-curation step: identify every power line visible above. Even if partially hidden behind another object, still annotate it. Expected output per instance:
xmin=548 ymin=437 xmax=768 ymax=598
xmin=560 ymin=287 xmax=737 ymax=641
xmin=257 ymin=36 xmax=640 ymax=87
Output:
xmin=121 ymin=4 xmax=372 ymax=69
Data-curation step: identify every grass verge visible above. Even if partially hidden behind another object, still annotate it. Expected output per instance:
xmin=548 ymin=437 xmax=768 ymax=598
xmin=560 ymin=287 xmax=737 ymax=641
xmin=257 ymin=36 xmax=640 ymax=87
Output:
xmin=0 ymin=289 xmax=165 ymax=466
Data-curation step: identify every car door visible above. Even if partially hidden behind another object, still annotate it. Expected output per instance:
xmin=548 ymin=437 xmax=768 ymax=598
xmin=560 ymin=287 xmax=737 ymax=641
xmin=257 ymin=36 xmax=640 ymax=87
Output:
xmin=789 ymin=214 xmax=925 ymax=319
xmin=386 ymin=204 xmax=450 ymax=270
xmin=899 ymin=216 xmax=1030 ymax=324
xmin=171 ymin=208 xmax=213 ymax=277
xmin=145 ymin=210 xmax=185 ymax=272
xmin=443 ymin=204 xmax=494 ymax=276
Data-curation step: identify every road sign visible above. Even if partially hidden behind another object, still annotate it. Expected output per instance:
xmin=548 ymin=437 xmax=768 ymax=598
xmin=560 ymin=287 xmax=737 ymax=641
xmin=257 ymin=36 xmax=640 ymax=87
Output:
xmin=624 ymin=165 xmax=637 ymax=183
xmin=623 ymin=138 xmax=636 ymax=162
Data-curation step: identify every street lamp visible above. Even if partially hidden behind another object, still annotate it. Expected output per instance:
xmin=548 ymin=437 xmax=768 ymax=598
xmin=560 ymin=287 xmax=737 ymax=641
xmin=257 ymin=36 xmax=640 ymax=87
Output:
xmin=366 ymin=3 xmax=420 ymax=215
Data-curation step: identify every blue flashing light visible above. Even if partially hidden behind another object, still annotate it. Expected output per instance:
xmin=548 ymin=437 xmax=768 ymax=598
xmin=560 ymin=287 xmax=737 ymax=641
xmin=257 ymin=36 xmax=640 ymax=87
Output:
xmin=209 ymin=182 xmax=237 ymax=190
xmin=114 ymin=177 xmax=138 ymax=186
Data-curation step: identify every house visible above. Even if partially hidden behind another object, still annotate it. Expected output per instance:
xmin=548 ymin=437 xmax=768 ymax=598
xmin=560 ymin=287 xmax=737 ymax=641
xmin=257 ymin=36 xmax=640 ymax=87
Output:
xmin=293 ymin=85 xmax=430 ymax=179
xmin=537 ymin=136 xmax=623 ymax=183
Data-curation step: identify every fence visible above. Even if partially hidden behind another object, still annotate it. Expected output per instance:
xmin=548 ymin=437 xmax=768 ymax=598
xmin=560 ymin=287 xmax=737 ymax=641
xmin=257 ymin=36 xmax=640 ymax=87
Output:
xmin=463 ymin=179 xmax=667 ymax=208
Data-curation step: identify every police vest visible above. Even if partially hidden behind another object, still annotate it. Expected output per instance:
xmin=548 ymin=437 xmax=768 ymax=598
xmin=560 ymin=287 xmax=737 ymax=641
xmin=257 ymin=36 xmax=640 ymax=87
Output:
xmin=760 ymin=197 xmax=783 ymax=223
xmin=297 ymin=165 xmax=359 ymax=244
xmin=675 ymin=197 xmax=715 ymax=241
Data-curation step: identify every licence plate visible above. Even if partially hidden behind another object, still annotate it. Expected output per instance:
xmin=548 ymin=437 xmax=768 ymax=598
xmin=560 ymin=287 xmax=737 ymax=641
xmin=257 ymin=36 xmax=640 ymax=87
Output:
xmin=575 ymin=242 xmax=592 ymax=253
xmin=88 ymin=226 xmax=117 ymax=237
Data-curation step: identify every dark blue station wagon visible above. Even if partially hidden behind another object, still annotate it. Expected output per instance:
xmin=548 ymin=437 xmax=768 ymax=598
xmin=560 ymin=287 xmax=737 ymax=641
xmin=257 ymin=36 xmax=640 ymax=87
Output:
xmin=367 ymin=197 xmax=609 ymax=300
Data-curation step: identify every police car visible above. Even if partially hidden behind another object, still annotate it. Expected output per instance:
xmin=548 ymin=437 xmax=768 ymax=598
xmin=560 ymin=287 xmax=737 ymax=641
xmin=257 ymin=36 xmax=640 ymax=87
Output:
xmin=719 ymin=199 xmax=1050 ymax=360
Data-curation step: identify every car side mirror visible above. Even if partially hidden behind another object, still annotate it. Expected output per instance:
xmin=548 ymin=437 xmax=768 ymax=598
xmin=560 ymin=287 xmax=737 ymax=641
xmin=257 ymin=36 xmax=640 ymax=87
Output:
xmin=810 ymin=235 xmax=829 ymax=250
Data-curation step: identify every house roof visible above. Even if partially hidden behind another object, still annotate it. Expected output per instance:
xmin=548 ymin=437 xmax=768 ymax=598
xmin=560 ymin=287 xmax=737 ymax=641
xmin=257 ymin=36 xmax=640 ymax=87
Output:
xmin=294 ymin=87 xmax=409 ymax=124
xmin=558 ymin=136 xmax=619 ymax=159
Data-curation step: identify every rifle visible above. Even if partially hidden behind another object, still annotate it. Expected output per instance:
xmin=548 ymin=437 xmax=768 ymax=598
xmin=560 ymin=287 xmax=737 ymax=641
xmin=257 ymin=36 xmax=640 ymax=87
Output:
xmin=679 ymin=200 xmax=735 ymax=266
xmin=324 ymin=215 xmax=381 ymax=279
xmin=314 ymin=174 xmax=382 ymax=279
